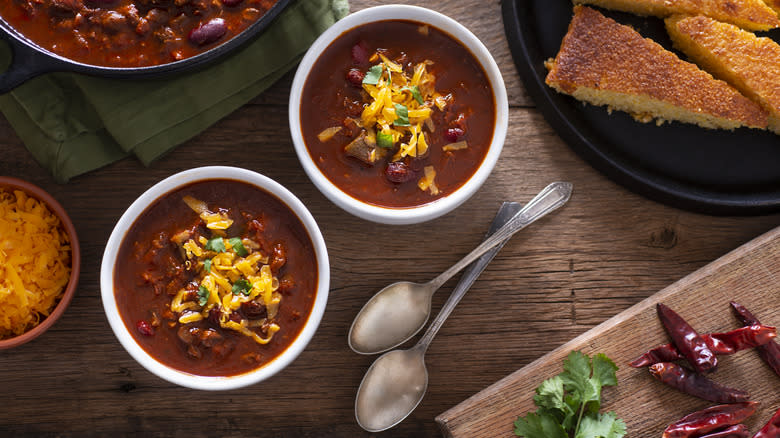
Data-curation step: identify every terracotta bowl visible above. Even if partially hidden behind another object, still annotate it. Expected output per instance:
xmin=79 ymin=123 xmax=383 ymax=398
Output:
xmin=0 ymin=176 xmax=80 ymax=349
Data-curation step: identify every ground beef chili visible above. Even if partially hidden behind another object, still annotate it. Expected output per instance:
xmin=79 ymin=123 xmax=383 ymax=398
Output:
xmin=113 ymin=180 xmax=317 ymax=377
xmin=299 ymin=20 xmax=496 ymax=208
xmin=0 ymin=0 xmax=279 ymax=67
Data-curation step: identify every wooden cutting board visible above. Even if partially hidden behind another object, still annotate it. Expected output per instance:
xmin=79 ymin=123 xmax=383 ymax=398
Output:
xmin=436 ymin=226 xmax=780 ymax=437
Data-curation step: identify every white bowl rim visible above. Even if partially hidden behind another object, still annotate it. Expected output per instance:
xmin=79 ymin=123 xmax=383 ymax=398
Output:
xmin=99 ymin=166 xmax=330 ymax=390
xmin=289 ymin=4 xmax=509 ymax=225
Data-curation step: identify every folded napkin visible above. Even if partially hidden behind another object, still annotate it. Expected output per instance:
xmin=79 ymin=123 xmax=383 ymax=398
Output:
xmin=0 ymin=0 xmax=349 ymax=182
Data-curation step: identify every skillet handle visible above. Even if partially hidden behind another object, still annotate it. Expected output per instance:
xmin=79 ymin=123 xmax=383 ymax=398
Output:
xmin=0 ymin=26 xmax=67 ymax=94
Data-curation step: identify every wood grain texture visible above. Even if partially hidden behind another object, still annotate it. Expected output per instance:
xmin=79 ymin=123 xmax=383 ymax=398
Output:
xmin=437 ymin=226 xmax=780 ymax=437
xmin=0 ymin=0 xmax=778 ymax=436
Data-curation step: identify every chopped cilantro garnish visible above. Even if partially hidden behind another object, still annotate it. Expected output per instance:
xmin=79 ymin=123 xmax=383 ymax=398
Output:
xmin=403 ymin=85 xmax=424 ymax=104
xmin=232 ymin=279 xmax=252 ymax=296
xmin=203 ymin=258 xmax=212 ymax=273
xmin=204 ymin=237 xmax=225 ymax=252
xmin=514 ymin=351 xmax=625 ymax=438
xmin=393 ymin=103 xmax=410 ymax=127
xmin=362 ymin=64 xmax=383 ymax=85
xmin=228 ymin=238 xmax=248 ymax=257
xmin=197 ymin=285 xmax=210 ymax=306
xmin=377 ymin=131 xmax=394 ymax=148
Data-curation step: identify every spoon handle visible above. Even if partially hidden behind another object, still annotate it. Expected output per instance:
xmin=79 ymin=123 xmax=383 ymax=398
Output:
xmin=429 ymin=182 xmax=572 ymax=291
xmin=416 ymin=201 xmax=523 ymax=351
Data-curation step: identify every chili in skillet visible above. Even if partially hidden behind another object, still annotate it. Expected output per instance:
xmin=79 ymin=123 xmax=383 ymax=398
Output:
xmin=0 ymin=0 xmax=279 ymax=67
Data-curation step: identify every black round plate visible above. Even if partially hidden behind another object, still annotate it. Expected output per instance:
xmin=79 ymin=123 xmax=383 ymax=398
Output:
xmin=501 ymin=0 xmax=780 ymax=215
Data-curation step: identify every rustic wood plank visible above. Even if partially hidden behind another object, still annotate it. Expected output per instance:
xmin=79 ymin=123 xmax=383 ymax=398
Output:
xmin=436 ymin=226 xmax=780 ymax=437
xmin=0 ymin=0 xmax=778 ymax=436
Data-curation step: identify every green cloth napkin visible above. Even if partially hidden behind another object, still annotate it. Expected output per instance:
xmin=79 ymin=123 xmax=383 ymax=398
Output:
xmin=0 ymin=0 xmax=349 ymax=182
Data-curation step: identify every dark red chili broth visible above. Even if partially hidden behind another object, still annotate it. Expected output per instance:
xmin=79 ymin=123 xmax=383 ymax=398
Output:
xmin=113 ymin=179 xmax=317 ymax=377
xmin=300 ymin=20 xmax=496 ymax=208
xmin=0 ymin=0 xmax=280 ymax=67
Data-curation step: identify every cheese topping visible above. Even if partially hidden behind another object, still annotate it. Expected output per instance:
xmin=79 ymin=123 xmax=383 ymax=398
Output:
xmin=175 ymin=197 xmax=282 ymax=345
xmin=0 ymin=189 xmax=71 ymax=339
xmin=358 ymin=53 xmax=459 ymax=193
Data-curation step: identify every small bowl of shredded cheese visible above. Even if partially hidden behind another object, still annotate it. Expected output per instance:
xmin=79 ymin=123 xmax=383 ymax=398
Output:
xmin=0 ymin=177 xmax=80 ymax=349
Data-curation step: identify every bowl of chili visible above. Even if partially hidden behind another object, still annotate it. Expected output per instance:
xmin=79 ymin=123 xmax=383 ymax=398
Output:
xmin=100 ymin=166 xmax=329 ymax=390
xmin=0 ymin=176 xmax=80 ymax=350
xmin=0 ymin=0 xmax=293 ymax=93
xmin=289 ymin=5 xmax=508 ymax=225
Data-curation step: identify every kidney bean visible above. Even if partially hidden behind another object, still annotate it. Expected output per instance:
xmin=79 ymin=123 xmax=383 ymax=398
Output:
xmin=385 ymin=161 xmax=416 ymax=183
xmin=662 ymin=402 xmax=757 ymax=438
xmin=351 ymin=41 xmax=369 ymax=65
xmin=649 ymin=362 xmax=750 ymax=404
xmin=346 ymin=68 xmax=365 ymax=87
xmin=188 ymin=18 xmax=227 ymax=46
xmin=657 ymin=303 xmax=717 ymax=373
xmin=444 ymin=127 xmax=464 ymax=143
xmin=221 ymin=0 xmax=243 ymax=5
xmin=240 ymin=300 xmax=267 ymax=319
xmin=136 ymin=320 xmax=154 ymax=336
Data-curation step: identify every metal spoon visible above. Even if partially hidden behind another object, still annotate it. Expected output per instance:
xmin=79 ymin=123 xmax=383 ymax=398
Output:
xmin=348 ymin=181 xmax=573 ymax=355
xmin=354 ymin=201 xmax=522 ymax=432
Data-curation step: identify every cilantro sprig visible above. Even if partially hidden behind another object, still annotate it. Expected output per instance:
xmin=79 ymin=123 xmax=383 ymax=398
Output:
xmin=204 ymin=237 xmax=226 ymax=252
xmin=232 ymin=279 xmax=252 ymax=296
xmin=393 ymin=103 xmax=410 ymax=127
xmin=514 ymin=351 xmax=626 ymax=438
xmin=197 ymin=285 xmax=210 ymax=306
xmin=362 ymin=64 xmax=383 ymax=85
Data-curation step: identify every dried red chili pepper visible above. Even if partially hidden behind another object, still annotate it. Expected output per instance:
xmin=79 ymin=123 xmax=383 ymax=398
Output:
xmin=630 ymin=325 xmax=777 ymax=367
xmin=662 ymin=402 xmax=758 ymax=438
xmin=697 ymin=424 xmax=749 ymax=438
xmin=752 ymin=406 xmax=780 ymax=438
xmin=730 ymin=301 xmax=780 ymax=377
xmin=658 ymin=303 xmax=718 ymax=373
xmin=649 ymin=362 xmax=750 ymax=403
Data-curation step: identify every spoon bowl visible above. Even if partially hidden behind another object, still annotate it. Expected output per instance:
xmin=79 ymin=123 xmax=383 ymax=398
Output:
xmin=355 ymin=346 xmax=429 ymax=432
xmin=348 ymin=281 xmax=434 ymax=354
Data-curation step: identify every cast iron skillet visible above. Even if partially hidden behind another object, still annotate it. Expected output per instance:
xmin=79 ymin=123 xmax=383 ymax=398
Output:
xmin=0 ymin=0 xmax=293 ymax=93
xmin=502 ymin=0 xmax=780 ymax=215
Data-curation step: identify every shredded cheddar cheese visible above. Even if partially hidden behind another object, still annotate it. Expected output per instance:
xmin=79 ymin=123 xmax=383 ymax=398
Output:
xmin=174 ymin=196 xmax=282 ymax=345
xmin=0 ymin=189 xmax=71 ymax=339
xmin=355 ymin=52 xmax=464 ymax=195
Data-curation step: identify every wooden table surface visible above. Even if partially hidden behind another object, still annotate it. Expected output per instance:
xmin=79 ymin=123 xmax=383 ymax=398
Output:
xmin=1 ymin=1 xmax=778 ymax=436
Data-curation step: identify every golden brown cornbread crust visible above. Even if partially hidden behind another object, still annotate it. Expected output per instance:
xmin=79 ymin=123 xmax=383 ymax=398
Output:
xmin=573 ymin=0 xmax=780 ymax=31
xmin=761 ymin=0 xmax=780 ymax=14
xmin=545 ymin=6 xmax=768 ymax=130
xmin=666 ymin=15 xmax=780 ymax=133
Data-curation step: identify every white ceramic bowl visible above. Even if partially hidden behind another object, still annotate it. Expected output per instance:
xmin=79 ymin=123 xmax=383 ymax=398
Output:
xmin=100 ymin=166 xmax=330 ymax=390
xmin=289 ymin=5 xmax=509 ymax=225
